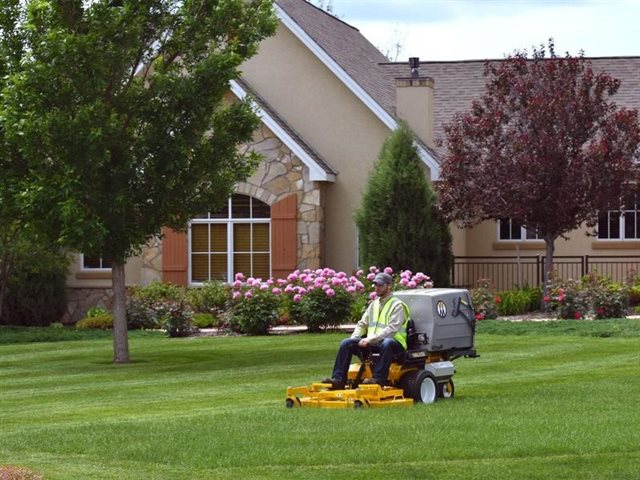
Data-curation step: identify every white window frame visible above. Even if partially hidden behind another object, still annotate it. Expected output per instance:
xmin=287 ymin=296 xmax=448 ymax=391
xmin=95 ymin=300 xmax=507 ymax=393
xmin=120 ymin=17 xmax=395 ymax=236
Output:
xmin=597 ymin=202 xmax=640 ymax=240
xmin=496 ymin=219 xmax=540 ymax=241
xmin=81 ymin=255 xmax=112 ymax=270
xmin=188 ymin=195 xmax=271 ymax=285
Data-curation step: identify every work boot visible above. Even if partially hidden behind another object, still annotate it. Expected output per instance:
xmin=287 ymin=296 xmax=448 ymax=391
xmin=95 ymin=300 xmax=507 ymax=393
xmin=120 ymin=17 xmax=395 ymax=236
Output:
xmin=362 ymin=378 xmax=384 ymax=386
xmin=321 ymin=377 xmax=345 ymax=390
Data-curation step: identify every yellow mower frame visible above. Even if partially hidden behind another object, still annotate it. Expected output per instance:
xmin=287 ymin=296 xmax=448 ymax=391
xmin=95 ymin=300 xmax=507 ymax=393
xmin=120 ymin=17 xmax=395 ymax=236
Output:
xmin=286 ymin=383 xmax=413 ymax=409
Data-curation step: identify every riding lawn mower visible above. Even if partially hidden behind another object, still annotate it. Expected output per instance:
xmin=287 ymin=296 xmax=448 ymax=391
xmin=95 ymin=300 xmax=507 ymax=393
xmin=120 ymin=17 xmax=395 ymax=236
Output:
xmin=285 ymin=288 xmax=479 ymax=409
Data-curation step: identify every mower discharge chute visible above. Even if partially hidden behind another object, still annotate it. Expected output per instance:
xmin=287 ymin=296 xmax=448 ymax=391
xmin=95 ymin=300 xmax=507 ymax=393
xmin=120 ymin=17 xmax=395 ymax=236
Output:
xmin=286 ymin=288 xmax=479 ymax=409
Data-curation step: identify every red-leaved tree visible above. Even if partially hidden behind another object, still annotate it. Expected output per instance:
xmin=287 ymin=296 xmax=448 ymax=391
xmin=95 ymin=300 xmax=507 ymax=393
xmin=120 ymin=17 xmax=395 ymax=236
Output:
xmin=437 ymin=42 xmax=640 ymax=291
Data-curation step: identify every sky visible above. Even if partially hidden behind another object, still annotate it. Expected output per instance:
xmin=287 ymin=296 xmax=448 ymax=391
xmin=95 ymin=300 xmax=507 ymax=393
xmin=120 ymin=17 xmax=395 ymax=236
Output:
xmin=323 ymin=0 xmax=640 ymax=61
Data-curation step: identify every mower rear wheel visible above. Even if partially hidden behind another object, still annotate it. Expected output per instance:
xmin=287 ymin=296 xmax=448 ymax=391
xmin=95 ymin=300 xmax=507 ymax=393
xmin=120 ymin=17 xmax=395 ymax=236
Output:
xmin=438 ymin=379 xmax=455 ymax=399
xmin=285 ymin=398 xmax=295 ymax=408
xmin=400 ymin=370 xmax=437 ymax=404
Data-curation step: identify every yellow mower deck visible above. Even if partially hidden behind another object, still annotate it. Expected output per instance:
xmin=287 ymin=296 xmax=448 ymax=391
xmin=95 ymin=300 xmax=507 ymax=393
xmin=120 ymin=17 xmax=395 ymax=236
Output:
xmin=286 ymin=382 xmax=414 ymax=409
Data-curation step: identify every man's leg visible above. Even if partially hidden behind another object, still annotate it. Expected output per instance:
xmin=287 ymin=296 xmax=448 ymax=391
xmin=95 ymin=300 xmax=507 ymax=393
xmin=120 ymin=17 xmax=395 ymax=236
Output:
xmin=372 ymin=338 xmax=404 ymax=385
xmin=329 ymin=337 xmax=361 ymax=386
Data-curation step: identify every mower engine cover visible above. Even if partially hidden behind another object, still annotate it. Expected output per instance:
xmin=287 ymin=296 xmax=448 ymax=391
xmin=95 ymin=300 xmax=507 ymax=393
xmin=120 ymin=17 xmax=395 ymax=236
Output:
xmin=393 ymin=288 xmax=476 ymax=353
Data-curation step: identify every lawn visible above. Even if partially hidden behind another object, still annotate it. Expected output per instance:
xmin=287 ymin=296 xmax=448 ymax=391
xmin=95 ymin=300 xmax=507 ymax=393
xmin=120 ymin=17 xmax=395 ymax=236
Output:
xmin=1 ymin=321 xmax=639 ymax=480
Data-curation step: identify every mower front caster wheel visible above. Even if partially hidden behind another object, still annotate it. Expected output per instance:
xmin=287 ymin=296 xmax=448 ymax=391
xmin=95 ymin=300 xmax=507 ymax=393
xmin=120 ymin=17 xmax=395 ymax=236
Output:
xmin=438 ymin=379 xmax=456 ymax=399
xmin=438 ymin=379 xmax=455 ymax=399
xmin=285 ymin=398 xmax=295 ymax=408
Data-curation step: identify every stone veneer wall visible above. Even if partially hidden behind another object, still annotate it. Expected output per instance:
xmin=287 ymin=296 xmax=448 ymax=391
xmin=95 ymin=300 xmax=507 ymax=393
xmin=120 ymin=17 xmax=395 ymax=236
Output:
xmin=63 ymin=288 xmax=113 ymax=325
xmin=236 ymin=123 xmax=324 ymax=272
xmin=136 ymin=123 xmax=324 ymax=284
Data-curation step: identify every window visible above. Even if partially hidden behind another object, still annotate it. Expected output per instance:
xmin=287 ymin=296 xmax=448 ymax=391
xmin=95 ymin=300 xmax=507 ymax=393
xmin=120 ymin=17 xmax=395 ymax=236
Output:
xmin=597 ymin=197 xmax=640 ymax=240
xmin=82 ymin=255 xmax=112 ymax=269
xmin=190 ymin=194 xmax=270 ymax=283
xmin=497 ymin=219 xmax=540 ymax=241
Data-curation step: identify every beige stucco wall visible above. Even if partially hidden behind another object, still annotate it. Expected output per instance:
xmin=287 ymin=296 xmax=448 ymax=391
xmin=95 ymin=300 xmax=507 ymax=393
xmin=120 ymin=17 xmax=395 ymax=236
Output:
xmin=460 ymin=220 xmax=640 ymax=257
xmin=241 ymin=22 xmax=397 ymax=273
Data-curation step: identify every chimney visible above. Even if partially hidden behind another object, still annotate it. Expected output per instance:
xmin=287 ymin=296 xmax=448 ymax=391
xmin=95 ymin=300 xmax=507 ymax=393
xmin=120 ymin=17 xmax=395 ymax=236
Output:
xmin=395 ymin=57 xmax=434 ymax=148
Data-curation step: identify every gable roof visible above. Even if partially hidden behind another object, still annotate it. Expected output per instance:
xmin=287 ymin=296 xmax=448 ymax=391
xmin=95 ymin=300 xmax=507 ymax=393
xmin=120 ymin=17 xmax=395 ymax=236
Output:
xmin=231 ymin=79 xmax=336 ymax=182
xmin=274 ymin=0 xmax=441 ymax=180
xmin=381 ymin=57 xmax=640 ymax=158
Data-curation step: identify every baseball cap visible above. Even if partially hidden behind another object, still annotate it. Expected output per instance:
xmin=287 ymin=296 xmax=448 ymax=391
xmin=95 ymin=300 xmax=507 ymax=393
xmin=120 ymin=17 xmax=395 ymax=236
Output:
xmin=372 ymin=272 xmax=393 ymax=286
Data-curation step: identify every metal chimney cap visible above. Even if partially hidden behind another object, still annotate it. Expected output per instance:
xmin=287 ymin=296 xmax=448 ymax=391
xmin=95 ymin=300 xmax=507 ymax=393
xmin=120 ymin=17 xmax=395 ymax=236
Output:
xmin=409 ymin=57 xmax=420 ymax=75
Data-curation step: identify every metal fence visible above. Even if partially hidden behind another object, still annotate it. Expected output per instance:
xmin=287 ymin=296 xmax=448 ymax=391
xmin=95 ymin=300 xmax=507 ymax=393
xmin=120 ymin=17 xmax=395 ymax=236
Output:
xmin=452 ymin=255 xmax=640 ymax=291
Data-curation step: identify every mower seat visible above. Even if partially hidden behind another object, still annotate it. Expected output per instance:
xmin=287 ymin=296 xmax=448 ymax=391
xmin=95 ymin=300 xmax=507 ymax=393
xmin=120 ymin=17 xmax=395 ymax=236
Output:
xmin=368 ymin=319 xmax=429 ymax=366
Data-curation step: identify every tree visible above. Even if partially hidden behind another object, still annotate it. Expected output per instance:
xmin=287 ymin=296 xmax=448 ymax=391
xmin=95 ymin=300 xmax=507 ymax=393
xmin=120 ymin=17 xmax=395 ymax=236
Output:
xmin=437 ymin=41 xmax=640 ymax=291
xmin=1 ymin=0 xmax=277 ymax=362
xmin=355 ymin=122 xmax=453 ymax=287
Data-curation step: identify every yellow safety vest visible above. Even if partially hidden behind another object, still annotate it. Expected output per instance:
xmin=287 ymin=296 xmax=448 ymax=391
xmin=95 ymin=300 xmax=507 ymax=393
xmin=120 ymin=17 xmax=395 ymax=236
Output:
xmin=367 ymin=297 xmax=409 ymax=349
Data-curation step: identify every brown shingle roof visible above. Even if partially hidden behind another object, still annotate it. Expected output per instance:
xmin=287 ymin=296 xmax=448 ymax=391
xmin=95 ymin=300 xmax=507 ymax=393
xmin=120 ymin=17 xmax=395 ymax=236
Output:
xmin=276 ymin=1 xmax=639 ymax=164
xmin=381 ymin=57 xmax=640 ymax=157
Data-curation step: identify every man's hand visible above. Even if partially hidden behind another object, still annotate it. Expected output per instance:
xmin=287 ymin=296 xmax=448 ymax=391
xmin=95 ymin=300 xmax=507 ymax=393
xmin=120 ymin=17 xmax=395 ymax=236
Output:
xmin=358 ymin=338 xmax=370 ymax=348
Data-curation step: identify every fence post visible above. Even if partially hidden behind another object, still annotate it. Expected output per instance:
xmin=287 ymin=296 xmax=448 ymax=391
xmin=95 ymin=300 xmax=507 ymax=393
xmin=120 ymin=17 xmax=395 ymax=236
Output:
xmin=584 ymin=255 xmax=588 ymax=277
xmin=536 ymin=255 xmax=541 ymax=287
xmin=451 ymin=259 xmax=456 ymax=287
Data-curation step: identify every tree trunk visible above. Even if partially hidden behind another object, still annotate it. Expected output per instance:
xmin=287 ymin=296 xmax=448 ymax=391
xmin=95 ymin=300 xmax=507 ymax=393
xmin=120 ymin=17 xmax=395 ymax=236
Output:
xmin=542 ymin=236 xmax=556 ymax=310
xmin=112 ymin=261 xmax=130 ymax=364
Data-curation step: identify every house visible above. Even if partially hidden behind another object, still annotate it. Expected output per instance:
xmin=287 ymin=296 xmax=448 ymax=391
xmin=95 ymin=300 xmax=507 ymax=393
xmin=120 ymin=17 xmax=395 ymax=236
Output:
xmin=62 ymin=0 xmax=640 ymax=321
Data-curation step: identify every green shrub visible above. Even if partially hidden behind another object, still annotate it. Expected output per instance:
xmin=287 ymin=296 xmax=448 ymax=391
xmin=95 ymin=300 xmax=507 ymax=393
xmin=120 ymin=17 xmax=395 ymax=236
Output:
xmin=627 ymin=285 xmax=640 ymax=306
xmin=187 ymin=281 xmax=228 ymax=314
xmin=289 ymin=287 xmax=352 ymax=332
xmin=76 ymin=313 xmax=114 ymax=330
xmin=126 ymin=282 xmax=187 ymax=330
xmin=86 ymin=305 xmax=109 ymax=317
xmin=129 ymin=281 xmax=185 ymax=303
xmin=228 ymin=288 xmax=279 ymax=335
xmin=155 ymin=301 xmax=197 ymax=337
xmin=1 ymin=252 xmax=69 ymax=327
xmin=495 ymin=286 xmax=542 ymax=316
xmin=126 ymin=296 xmax=160 ymax=330
xmin=348 ymin=293 xmax=369 ymax=323
xmin=193 ymin=312 xmax=218 ymax=328
xmin=582 ymin=273 xmax=628 ymax=320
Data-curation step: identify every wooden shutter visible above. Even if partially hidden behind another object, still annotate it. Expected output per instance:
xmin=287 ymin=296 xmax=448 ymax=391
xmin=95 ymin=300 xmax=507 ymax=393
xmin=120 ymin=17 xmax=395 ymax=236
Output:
xmin=271 ymin=195 xmax=297 ymax=279
xmin=161 ymin=227 xmax=188 ymax=286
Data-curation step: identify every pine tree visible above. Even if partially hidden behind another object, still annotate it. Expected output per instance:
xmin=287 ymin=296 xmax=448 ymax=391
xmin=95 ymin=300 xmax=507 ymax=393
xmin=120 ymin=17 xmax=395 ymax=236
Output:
xmin=355 ymin=122 xmax=452 ymax=287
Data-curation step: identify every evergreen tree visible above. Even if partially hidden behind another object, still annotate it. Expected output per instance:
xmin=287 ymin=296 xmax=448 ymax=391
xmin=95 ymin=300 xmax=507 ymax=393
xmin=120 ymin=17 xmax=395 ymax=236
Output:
xmin=355 ymin=123 xmax=452 ymax=287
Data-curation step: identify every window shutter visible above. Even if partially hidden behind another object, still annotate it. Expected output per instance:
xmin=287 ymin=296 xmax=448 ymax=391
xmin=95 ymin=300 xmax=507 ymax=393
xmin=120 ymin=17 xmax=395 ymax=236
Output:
xmin=161 ymin=227 xmax=188 ymax=286
xmin=271 ymin=195 xmax=297 ymax=279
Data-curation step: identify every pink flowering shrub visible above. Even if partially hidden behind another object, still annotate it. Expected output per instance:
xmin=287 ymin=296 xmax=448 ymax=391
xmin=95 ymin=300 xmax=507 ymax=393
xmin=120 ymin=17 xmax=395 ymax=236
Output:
xmin=544 ymin=272 xmax=627 ymax=320
xmin=545 ymin=278 xmax=590 ymax=320
xmin=227 ymin=274 xmax=280 ymax=335
xmin=226 ymin=266 xmax=433 ymax=334
xmin=470 ymin=279 xmax=498 ymax=321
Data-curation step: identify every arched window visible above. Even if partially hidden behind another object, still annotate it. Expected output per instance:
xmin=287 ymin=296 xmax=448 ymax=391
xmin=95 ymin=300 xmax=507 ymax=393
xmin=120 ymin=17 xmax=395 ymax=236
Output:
xmin=189 ymin=194 xmax=271 ymax=283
